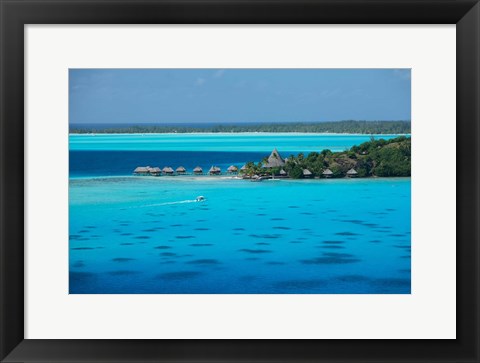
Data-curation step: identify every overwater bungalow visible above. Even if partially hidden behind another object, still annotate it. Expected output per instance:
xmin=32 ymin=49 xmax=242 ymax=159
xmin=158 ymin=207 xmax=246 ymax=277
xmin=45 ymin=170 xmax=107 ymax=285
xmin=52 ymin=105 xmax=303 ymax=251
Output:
xmin=193 ymin=166 xmax=203 ymax=175
xmin=176 ymin=166 xmax=186 ymax=175
xmin=227 ymin=165 xmax=238 ymax=174
xmin=148 ymin=167 xmax=161 ymax=176
xmin=263 ymin=148 xmax=285 ymax=168
xmin=239 ymin=164 xmax=247 ymax=173
xmin=322 ymin=168 xmax=333 ymax=178
xmin=162 ymin=166 xmax=174 ymax=175
xmin=133 ymin=166 xmax=150 ymax=176
xmin=346 ymin=168 xmax=358 ymax=178
xmin=209 ymin=166 xmax=221 ymax=175
xmin=303 ymin=169 xmax=313 ymax=178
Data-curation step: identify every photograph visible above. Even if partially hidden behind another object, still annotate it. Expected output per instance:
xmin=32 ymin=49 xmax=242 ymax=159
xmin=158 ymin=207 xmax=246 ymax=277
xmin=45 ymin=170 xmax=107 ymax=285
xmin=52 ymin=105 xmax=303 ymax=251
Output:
xmin=69 ymin=68 xmax=411 ymax=294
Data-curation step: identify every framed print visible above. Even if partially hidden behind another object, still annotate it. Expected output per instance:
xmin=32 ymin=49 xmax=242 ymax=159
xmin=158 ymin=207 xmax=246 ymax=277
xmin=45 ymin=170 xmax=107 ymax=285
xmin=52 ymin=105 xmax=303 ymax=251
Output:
xmin=1 ymin=1 xmax=479 ymax=362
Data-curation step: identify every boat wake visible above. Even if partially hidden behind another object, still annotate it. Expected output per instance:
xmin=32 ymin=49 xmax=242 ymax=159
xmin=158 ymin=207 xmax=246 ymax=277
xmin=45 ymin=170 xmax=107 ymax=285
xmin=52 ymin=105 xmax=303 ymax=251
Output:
xmin=148 ymin=199 xmax=198 ymax=207
xmin=140 ymin=196 xmax=206 ymax=208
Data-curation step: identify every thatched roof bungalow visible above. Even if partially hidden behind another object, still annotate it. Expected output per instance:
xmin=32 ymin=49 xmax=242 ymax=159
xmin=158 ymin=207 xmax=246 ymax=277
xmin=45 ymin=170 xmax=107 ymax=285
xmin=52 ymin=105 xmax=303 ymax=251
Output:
xmin=148 ymin=167 xmax=161 ymax=176
xmin=279 ymin=169 xmax=287 ymax=175
xmin=176 ymin=166 xmax=186 ymax=174
xmin=209 ymin=166 xmax=221 ymax=175
xmin=133 ymin=166 xmax=150 ymax=175
xmin=303 ymin=169 xmax=313 ymax=178
xmin=227 ymin=165 xmax=238 ymax=174
xmin=322 ymin=168 xmax=333 ymax=178
xmin=263 ymin=148 xmax=285 ymax=168
xmin=346 ymin=168 xmax=358 ymax=178
xmin=162 ymin=166 xmax=174 ymax=175
xmin=193 ymin=166 xmax=203 ymax=175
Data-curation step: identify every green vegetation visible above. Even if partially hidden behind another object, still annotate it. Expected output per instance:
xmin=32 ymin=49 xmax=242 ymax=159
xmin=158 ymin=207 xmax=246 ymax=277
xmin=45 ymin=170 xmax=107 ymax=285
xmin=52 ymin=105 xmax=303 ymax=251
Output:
xmin=70 ymin=120 xmax=411 ymax=134
xmin=242 ymin=136 xmax=411 ymax=179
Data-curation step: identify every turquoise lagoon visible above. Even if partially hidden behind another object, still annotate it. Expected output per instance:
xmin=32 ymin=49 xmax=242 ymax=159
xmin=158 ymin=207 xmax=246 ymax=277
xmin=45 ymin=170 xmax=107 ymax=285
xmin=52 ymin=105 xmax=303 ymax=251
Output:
xmin=69 ymin=133 xmax=403 ymax=152
xmin=69 ymin=133 xmax=411 ymax=294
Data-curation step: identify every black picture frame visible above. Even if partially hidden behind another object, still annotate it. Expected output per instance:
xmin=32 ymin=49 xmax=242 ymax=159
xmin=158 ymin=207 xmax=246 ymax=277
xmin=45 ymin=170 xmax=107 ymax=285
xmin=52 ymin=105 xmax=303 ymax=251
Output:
xmin=1 ymin=0 xmax=479 ymax=362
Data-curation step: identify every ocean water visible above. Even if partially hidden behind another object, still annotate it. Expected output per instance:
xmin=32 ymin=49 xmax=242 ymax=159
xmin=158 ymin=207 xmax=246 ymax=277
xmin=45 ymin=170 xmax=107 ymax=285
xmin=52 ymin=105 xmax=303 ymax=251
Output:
xmin=69 ymin=133 xmax=411 ymax=294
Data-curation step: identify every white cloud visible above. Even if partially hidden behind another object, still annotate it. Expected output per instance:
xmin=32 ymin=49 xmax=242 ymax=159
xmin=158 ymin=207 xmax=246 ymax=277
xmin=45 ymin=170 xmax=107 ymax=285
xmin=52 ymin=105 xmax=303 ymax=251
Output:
xmin=195 ymin=78 xmax=206 ymax=86
xmin=213 ymin=69 xmax=226 ymax=78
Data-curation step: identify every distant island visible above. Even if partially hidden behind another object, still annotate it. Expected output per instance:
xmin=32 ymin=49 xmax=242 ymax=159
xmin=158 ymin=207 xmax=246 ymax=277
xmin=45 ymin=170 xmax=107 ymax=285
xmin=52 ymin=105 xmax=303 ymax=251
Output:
xmin=70 ymin=120 xmax=411 ymax=135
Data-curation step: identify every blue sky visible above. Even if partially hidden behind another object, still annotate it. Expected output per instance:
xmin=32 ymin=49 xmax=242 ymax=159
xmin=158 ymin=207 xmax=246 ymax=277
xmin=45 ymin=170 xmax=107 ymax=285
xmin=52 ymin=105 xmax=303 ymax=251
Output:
xmin=69 ymin=69 xmax=411 ymax=124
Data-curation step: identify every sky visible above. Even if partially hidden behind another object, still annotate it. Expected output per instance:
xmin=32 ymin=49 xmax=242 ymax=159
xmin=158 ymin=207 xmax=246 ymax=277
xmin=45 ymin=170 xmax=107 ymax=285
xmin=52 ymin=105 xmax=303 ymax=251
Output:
xmin=69 ymin=69 xmax=411 ymax=124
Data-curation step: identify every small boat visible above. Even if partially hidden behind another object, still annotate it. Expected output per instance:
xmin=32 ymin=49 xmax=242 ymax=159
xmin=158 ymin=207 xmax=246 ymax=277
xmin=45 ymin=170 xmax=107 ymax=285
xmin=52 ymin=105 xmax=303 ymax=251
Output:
xmin=196 ymin=196 xmax=206 ymax=202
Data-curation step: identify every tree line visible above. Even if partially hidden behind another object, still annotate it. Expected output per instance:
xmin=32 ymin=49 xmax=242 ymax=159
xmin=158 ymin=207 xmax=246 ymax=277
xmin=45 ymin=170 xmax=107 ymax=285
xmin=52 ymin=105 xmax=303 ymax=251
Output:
xmin=70 ymin=120 xmax=411 ymax=134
